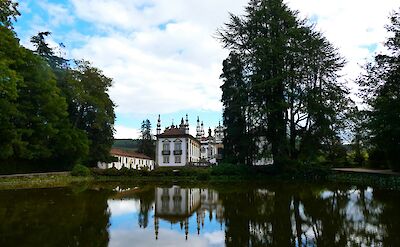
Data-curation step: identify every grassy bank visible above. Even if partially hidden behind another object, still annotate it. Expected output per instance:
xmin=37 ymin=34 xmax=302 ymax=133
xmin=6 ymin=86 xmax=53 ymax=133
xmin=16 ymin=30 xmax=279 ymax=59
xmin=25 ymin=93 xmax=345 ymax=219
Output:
xmin=0 ymin=174 xmax=93 ymax=190
xmin=327 ymin=172 xmax=400 ymax=190
xmin=1 ymin=164 xmax=400 ymax=190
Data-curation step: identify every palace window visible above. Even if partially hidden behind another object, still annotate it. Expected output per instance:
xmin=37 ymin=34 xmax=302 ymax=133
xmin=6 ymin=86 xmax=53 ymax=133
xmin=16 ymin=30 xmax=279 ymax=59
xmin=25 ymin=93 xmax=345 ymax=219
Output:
xmin=175 ymin=155 xmax=181 ymax=163
xmin=163 ymin=142 xmax=170 ymax=151
xmin=173 ymin=140 xmax=182 ymax=155
xmin=162 ymin=141 xmax=171 ymax=155
xmin=161 ymin=192 xmax=170 ymax=212
xmin=163 ymin=155 xmax=169 ymax=163
xmin=174 ymin=140 xmax=182 ymax=151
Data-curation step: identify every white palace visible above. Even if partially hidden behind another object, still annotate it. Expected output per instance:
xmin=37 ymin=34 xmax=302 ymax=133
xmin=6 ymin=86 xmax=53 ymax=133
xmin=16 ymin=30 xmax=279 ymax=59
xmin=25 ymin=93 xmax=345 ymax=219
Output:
xmin=155 ymin=115 xmax=224 ymax=167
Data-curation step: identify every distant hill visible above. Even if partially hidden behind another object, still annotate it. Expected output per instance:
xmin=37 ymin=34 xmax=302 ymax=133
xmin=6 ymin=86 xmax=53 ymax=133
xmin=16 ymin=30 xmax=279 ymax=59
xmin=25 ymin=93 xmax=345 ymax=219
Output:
xmin=112 ymin=139 xmax=140 ymax=151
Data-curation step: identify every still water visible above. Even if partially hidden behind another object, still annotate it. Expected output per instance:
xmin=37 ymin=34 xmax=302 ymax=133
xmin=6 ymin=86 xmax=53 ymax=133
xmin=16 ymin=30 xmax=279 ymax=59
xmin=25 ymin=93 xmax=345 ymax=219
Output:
xmin=0 ymin=182 xmax=399 ymax=247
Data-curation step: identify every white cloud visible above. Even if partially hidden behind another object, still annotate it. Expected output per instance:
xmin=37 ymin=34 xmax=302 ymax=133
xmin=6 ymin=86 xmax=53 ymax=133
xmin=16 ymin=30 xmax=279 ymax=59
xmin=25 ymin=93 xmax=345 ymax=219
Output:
xmin=38 ymin=0 xmax=75 ymax=27
xmin=18 ymin=1 xmax=32 ymax=14
xmin=114 ymin=125 xmax=140 ymax=139
xmin=16 ymin=1 xmax=75 ymax=50
xmin=286 ymin=0 xmax=399 ymax=101
xmin=71 ymin=23 xmax=225 ymax=115
xmin=110 ymin=228 xmax=214 ymax=247
xmin=108 ymin=199 xmax=140 ymax=216
xmin=68 ymin=0 xmax=249 ymax=119
xmin=27 ymin=0 xmax=395 ymax=138
xmin=71 ymin=0 xmax=146 ymax=31
xmin=70 ymin=0 xmax=247 ymax=32
xmin=204 ymin=231 xmax=225 ymax=245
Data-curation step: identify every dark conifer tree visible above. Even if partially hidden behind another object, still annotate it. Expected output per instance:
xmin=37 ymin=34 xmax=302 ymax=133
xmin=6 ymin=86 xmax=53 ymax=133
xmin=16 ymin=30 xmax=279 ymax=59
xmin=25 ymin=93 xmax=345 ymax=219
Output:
xmin=139 ymin=119 xmax=155 ymax=159
xmin=218 ymin=0 xmax=349 ymax=167
xmin=358 ymin=9 xmax=400 ymax=170
xmin=30 ymin=31 xmax=68 ymax=69
xmin=0 ymin=0 xmax=19 ymax=29
xmin=220 ymin=52 xmax=254 ymax=165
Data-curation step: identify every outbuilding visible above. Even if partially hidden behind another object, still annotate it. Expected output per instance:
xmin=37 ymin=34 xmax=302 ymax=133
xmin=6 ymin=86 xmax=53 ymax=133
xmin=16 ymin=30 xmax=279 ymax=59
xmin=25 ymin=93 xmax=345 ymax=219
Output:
xmin=97 ymin=148 xmax=155 ymax=170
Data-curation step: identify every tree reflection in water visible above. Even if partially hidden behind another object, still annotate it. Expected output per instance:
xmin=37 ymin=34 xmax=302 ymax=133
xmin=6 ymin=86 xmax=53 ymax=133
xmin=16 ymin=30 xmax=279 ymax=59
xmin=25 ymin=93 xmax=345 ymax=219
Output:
xmin=113 ymin=184 xmax=399 ymax=246
xmin=0 ymin=187 xmax=111 ymax=247
xmin=0 ymin=183 xmax=399 ymax=247
xmin=219 ymin=184 xmax=400 ymax=247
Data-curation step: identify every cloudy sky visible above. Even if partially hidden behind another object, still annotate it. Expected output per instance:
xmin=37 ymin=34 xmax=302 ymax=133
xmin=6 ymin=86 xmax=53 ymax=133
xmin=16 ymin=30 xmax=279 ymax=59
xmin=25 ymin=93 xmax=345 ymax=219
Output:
xmin=13 ymin=0 xmax=399 ymax=138
xmin=107 ymin=198 xmax=225 ymax=246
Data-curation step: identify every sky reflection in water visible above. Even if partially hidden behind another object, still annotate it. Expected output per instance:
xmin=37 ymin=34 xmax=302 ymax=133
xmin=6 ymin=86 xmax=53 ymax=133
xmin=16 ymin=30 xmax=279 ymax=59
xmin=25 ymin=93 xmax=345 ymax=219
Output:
xmin=104 ymin=184 xmax=400 ymax=247
xmin=0 ymin=183 xmax=399 ymax=246
xmin=107 ymin=186 xmax=225 ymax=247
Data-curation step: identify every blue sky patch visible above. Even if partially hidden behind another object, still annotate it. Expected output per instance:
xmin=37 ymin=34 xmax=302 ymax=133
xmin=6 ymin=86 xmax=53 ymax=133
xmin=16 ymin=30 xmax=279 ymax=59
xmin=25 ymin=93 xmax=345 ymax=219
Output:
xmin=361 ymin=43 xmax=378 ymax=53
xmin=158 ymin=20 xmax=176 ymax=30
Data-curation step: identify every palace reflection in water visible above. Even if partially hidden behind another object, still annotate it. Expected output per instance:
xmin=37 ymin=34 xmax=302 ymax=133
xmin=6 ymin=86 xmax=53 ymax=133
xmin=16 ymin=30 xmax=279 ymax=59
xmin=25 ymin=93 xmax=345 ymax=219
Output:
xmin=1 ymin=183 xmax=400 ymax=246
xmin=108 ymin=184 xmax=400 ymax=247
xmin=154 ymin=186 xmax=224 ymax=240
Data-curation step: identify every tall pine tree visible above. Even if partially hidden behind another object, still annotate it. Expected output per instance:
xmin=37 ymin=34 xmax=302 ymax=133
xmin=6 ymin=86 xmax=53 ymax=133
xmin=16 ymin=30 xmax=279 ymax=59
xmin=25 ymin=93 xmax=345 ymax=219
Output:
xmin=220 ymin=52 xmax=253 ymax=165
xmin=358 ymin=9 xmax=400 ymax=170
xmin=219 ymin=0 xmax=349 ymax=167
xmin=139 ymin=119 xmax=155 ymax=159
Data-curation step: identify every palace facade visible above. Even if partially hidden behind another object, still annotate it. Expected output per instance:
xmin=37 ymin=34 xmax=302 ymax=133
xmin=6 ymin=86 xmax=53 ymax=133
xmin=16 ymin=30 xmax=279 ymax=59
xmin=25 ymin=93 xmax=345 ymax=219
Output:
xmin=155 ymin=115 xmax=224 ymax=167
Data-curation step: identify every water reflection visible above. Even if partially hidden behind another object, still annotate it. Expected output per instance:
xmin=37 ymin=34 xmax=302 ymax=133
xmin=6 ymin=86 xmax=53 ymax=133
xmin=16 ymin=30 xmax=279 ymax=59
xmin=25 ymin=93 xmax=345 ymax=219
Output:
xmin=0 ymin=187 xmax=111 ymax=247
xmin=154 ymin=186 xmax=224 ymax=240
xmin=108 ymin=184 xmax=400 ymax=247
xmin=108 ymin=185 xmax=224 ymax=246
xmin=0 ymin=183 xmax=399 ymax=246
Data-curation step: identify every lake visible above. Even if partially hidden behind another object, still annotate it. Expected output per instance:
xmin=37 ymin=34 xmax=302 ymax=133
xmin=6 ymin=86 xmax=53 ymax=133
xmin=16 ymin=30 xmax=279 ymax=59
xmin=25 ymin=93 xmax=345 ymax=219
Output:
xmin=0 ymin=182 xmax=399 ymax=246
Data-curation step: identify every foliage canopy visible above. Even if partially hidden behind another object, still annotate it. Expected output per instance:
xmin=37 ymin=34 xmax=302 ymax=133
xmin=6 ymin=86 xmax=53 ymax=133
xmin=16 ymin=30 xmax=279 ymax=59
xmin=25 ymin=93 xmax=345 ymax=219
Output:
xmin=0 ymin=5 xmax=115 ymax=171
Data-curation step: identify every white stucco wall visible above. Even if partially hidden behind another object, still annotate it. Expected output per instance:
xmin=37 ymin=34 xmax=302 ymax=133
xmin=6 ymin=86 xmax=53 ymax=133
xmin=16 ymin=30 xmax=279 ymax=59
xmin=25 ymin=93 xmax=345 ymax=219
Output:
xmin=97 ymin=155 xmax=154 ymax=170
xmin=200 ymin=142 xmax=218 ymax=164
xmin=157 ymin=137 xmax=189 ymax=167
xmin=187 ymin=139 xmax=201 ymax=163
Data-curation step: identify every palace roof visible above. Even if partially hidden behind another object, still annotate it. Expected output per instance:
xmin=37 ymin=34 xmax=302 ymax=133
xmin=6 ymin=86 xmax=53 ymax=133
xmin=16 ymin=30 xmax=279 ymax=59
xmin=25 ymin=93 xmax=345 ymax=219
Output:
xmin=161 ymin=127 xmax=186 ymax=136
xmin=110 ymin=148 xmax=152 ymax=160
xmin=157 ymin=126 xmax=200 ymax=144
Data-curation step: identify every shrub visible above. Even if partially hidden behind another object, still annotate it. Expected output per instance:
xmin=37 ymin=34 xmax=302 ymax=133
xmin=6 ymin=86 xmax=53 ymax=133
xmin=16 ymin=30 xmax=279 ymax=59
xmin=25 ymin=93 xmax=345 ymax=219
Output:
xmin=196 ymin=172 xmax=210 ymax=180
xmin=151 ymin=167 xmax=174 ymax=177
xmin=119 ymin=167 xmax=131 ymax=176
xmin=92 ymin=167 xmax=140 ymax=176
xmin=71 ymin=164 xmax=91 ymax=177
xmin=291 ymin=162 xmax=332 ymax=180
xmin=139 ymin=169 xmax=150 ymax=176
xmin=210 ymin=163 xmax=252 ymax=176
